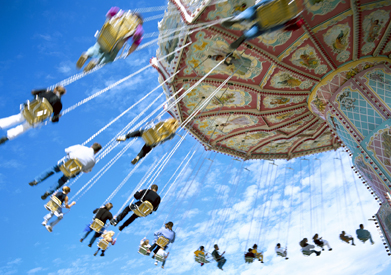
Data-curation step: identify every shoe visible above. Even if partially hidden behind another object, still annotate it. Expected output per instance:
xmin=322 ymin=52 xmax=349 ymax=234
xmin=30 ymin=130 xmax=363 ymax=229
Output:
xmin=29 ymin=180 xmax=38 ymax=186
xmin=84 ymin=60 xmax=97 ymax=72
xmin=100 ymin=252 xmax=105 ymax=257
xmin=261 ymin=261 xmax=264 ymax=263
xmin=42 ymin=221 xmax=47 ymax=226
xmin=329 ymin=248 xmax=332 ymax=251
xmin=285 ymin=257 xmax=289 ymax=260
xmin=154 ymin=261 xmax=158 ymax=266
xmin=45 ymin=225 xmax=52 ymax=232
xmin=88 ymin=244 xmax=92 ymax=247
xmin=161 ymin=266 xmax=164 ymax=269
xmin=119 ymin=226 xmax=124 ymax=231
xmin=76 ymin=53 xmax=88 ymax=69
xmin=352 ymin=243 xmax=356 ymax=246
xmin=131 ymin=156 xmax=140 ymax=165
xmin=116 ymin=136 xmax=127 ymax=142
xmin=322 ymin=248 xmax=324 ymax=251
xmin=315 ymin=251 xmax=321 ymax=256
xmin=94 ymin=251 xmax=98 ymax=256
xmin=110 ymin=219 xmax=118 ymax=226
xmin=229 ymin=35 xmax=246 ymax=50
xmin=0 ymin=137 xmax=8 ymax=145
xmin=80 ymin=238 xmax=84 ymax=243
xmin=41 ymin=192 xmax=50 ymax=200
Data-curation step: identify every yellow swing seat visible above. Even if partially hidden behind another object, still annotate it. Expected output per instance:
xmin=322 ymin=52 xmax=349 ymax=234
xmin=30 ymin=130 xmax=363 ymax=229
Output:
xmin=256 ymin=0 xmax=303 ymax=29
xmin=138 ymin=246 xmax=150 ymax=256
xmin=156 ymin=236 xmax=170 ymax=248
xmin=132 ymin=201 xmax=154 ymax=217
xmin=141 ymin=119 xmax=179 ymax=146
xmin=195 ymin=255 xmax=210 ymax=264
xmin=90 ymin=218 xmax=105 ymax=233
xmin=97 ymin=12 xmax=141 ymax=53
xmin=98 ymin=239 xmax=109 ymax=250
xmin=45 ymin=196 xmax=62 ymax=212
xmin=245 ymin=257 xmax=254 ymax=263
xmin=59 ymin=158 xmax=83 ymax=178
xmin=21 ymin=97 xmax=53 ymax=126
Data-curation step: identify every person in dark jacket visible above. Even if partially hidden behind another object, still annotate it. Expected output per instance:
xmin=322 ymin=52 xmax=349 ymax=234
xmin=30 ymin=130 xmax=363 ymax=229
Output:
xmin=110 ymin=184 xmax=160 ymax=231
xmin=116 ymin=119 xmax=179 ymax=164
xmin=80 ymin=203 xmax=114 ymax=247
xmin=0 ymin=86 xmax=66 ymax=145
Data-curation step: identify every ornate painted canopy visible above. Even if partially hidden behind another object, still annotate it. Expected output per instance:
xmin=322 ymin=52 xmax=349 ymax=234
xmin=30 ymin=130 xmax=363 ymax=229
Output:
xmin=152 ymin=0 xmax=391 ymax=160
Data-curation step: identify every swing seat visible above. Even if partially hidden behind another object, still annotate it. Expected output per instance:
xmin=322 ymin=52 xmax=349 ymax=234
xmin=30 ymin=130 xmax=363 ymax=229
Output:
xmin=59 ymin=158 xmax=83 ymax=178
xmin=45 ymin=196 xmax=62 ymax=212
xmin=141 ymin=120 xmax=179 ymax=146
xmin=138 ymin=246 xmax=150 ymax=256
xmin=132 ymin=201 xmax=154 ymax=217
xmin=301 ymin=250 xmax=312 ymax=256
xmin=256 ymin=0 xmax=303 ymax=29
xmin=156 ymin=236 xmax=170 ymax=248
xmin=21 ymin=97 xmax=53 ymax=126
xmin=98 ymin=239 xmax=109 ymax=250
xmin=195 ymin=255 xmax=209 ymax=264
xmin=277 ymin=251 xmax=286 ymax=257
xmin=90 ymin=218 xmax=105 ymax=233
xmin=155 ymin=254 xmax=165 ymax=262
xmin=97 ymin=12 xmax=141 ymax=52
xmin=245 ymin=257 xmax=254 ymax=263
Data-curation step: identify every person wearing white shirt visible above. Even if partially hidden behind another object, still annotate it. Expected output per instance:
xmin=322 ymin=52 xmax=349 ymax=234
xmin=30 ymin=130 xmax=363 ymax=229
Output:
xmin=29 ymin=143 xmax=102 ymax=200
xmin=275 ymin=243 xmax=288 ymax=260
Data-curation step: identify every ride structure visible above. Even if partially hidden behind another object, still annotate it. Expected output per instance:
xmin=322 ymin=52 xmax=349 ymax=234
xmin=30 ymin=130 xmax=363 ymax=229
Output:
xmin=152 ymin=0 xmax=391 ymax=256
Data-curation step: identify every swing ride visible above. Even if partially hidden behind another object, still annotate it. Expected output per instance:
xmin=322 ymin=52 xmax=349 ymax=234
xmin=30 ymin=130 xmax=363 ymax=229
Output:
xmin=2 ymin=0 xmax=391 ymax=272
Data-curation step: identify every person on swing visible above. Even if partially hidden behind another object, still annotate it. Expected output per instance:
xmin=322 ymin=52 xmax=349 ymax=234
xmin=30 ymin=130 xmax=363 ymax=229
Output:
xmin=148 ymin=222 xmax=176 ymax=255
xmin=76 ymin=7 xmax=144 ymax=72
xmin=222 ymin=0 xmax=304 ymax=50
xmin=110 ymin=184 xmax=160 ymax=231
xmin=116 ymin=118 xmax=179 ymax=165
xmin=0 ymin=86 xmax=66 ymax=145
xmin=356 ymin=224 xmax=374 ymax=244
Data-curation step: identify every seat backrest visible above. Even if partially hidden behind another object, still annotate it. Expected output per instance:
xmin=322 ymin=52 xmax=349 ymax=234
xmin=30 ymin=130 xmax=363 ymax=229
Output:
xmin=256 ymin=0 xmax=303 ymax=29
xmin=277 ymin=251 xmax=285 ymax=257
xmin=302 ymin=250 xmax=312 ymax=256
xmin=90 ymin=218 xmax=105 ymax=233
xmin=45 ymin=196 xmax=62 ymax=212
xmin=245 ymin=257 xmax=254 ymax=263
xmin=97 ymin=13 xmax=141 ymax=52
xmin=138 ymin=246 xmax=150 ymax=256
xmin=155 ymin=254 xmax=165 ymax=262
xmin=59 ymin=158 xmax=83 ymax=178
xmin=156 ymin=236 xmax=170 ymax=248
xmin=132 ymin=201 xmax=154 ymax=217
xmin=22 ymin=98 xmax=54 ymax=126
xmin=98 ymin=239 xmax=109 ymax=250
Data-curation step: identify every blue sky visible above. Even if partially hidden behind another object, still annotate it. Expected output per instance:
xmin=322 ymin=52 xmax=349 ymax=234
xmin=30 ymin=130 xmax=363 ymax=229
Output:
xmin=0 ymin=0 xmax=391 ymax=275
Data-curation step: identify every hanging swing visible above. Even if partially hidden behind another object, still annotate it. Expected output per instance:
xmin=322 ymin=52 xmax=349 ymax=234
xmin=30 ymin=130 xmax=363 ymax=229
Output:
xmin=244 ymin=256 xmax=255 ymax=263
xmin=44 ymin=195 xmax=62 ymax=212
xmin=97 ymin=239 xmax=110 ymax=251
xmin=90 ymin=218 xmax=105 ymax=233
xmin=195 ymin=254 xmax=210 ymax=264
xmin=132 ymin=201 xmax=154 ymax=217
xmin=97 ymin=11 xmax=142 ymax=53
xmin=256 ymin=0 xmax=303 ymax=29
xmin=59 ymin=158 xmax=83 ymax=178
xmin=138 ymin=246 xmax=151 ymax=256
xmin=141 ymin=119 xmax=179 ymax=146
xmin=21 ymin=97 xmax=53 ymax=126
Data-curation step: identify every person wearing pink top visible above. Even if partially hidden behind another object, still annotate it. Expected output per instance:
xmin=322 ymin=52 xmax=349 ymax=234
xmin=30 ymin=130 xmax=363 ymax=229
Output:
xmin=76 ymin=7 xmax=144 ymax=72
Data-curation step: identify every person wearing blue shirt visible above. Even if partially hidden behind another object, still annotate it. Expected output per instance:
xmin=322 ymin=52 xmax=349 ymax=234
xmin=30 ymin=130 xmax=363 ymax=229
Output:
xmin=356 ymin=224 xmax=374 ymax=244
xmin=147 ymin=222 xmax=176 ymax=255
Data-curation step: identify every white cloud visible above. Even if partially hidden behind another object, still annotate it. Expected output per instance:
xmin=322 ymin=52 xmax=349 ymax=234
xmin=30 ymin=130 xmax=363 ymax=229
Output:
xmin=27 ymin=267 xmax=43 ymax=274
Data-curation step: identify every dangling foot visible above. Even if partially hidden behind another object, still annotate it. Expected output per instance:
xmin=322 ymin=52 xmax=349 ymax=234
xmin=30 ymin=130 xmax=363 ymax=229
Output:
xmin=352 ymin=243 xmax=356 ymax=246
xmin=94 ymin=251 xmax=98 ymax=256
xmin=45 ymin=225 xmax=52 ymax=232
xmin=42 ymin=221 xmax=47 ymax=226
xmin=285 ymin=257 xmax=289 ymax=260
xmin=315 ymin=251 xmax=321 ymax=256
xmin=76 ymin=53 xmax=88 ymax=69
xmin=131 ymin=156 xmax=140 ymax=165
xmin=80 ymin=238 xmax=84 ymax=243
xmin=88 ymin=244 xmax=92 ymax=248
xmin=154 ymin=261 xmax=158 ymax=266
xmin=322 ymin=248 xmax=325 ymax=251
xmin=118 ymin=225 xmax=124 ymax=231
xmin=116 ymin=136 xmax=127 ymax=142
xmin=100 ymin=252 xmax=105 ymax=257
xmin=229 ymin=35 xmax=246 ymax=50
xmin=41 ymin=192 xmax=50 ymax=200
xmin=29 ymin=180 xmax=38 ymax=186
xmin=329 ymin=248 xmax=332 ymax=251
xmin=0 ymin=137 xmax=8 ymax=145
xmin=84 ymin=60 xmax=97 ymax=72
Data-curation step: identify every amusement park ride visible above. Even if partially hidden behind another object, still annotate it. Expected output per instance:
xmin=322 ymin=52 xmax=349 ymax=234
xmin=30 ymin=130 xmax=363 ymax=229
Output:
xmin=152 ymin=0 xmax=391 ymax=256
